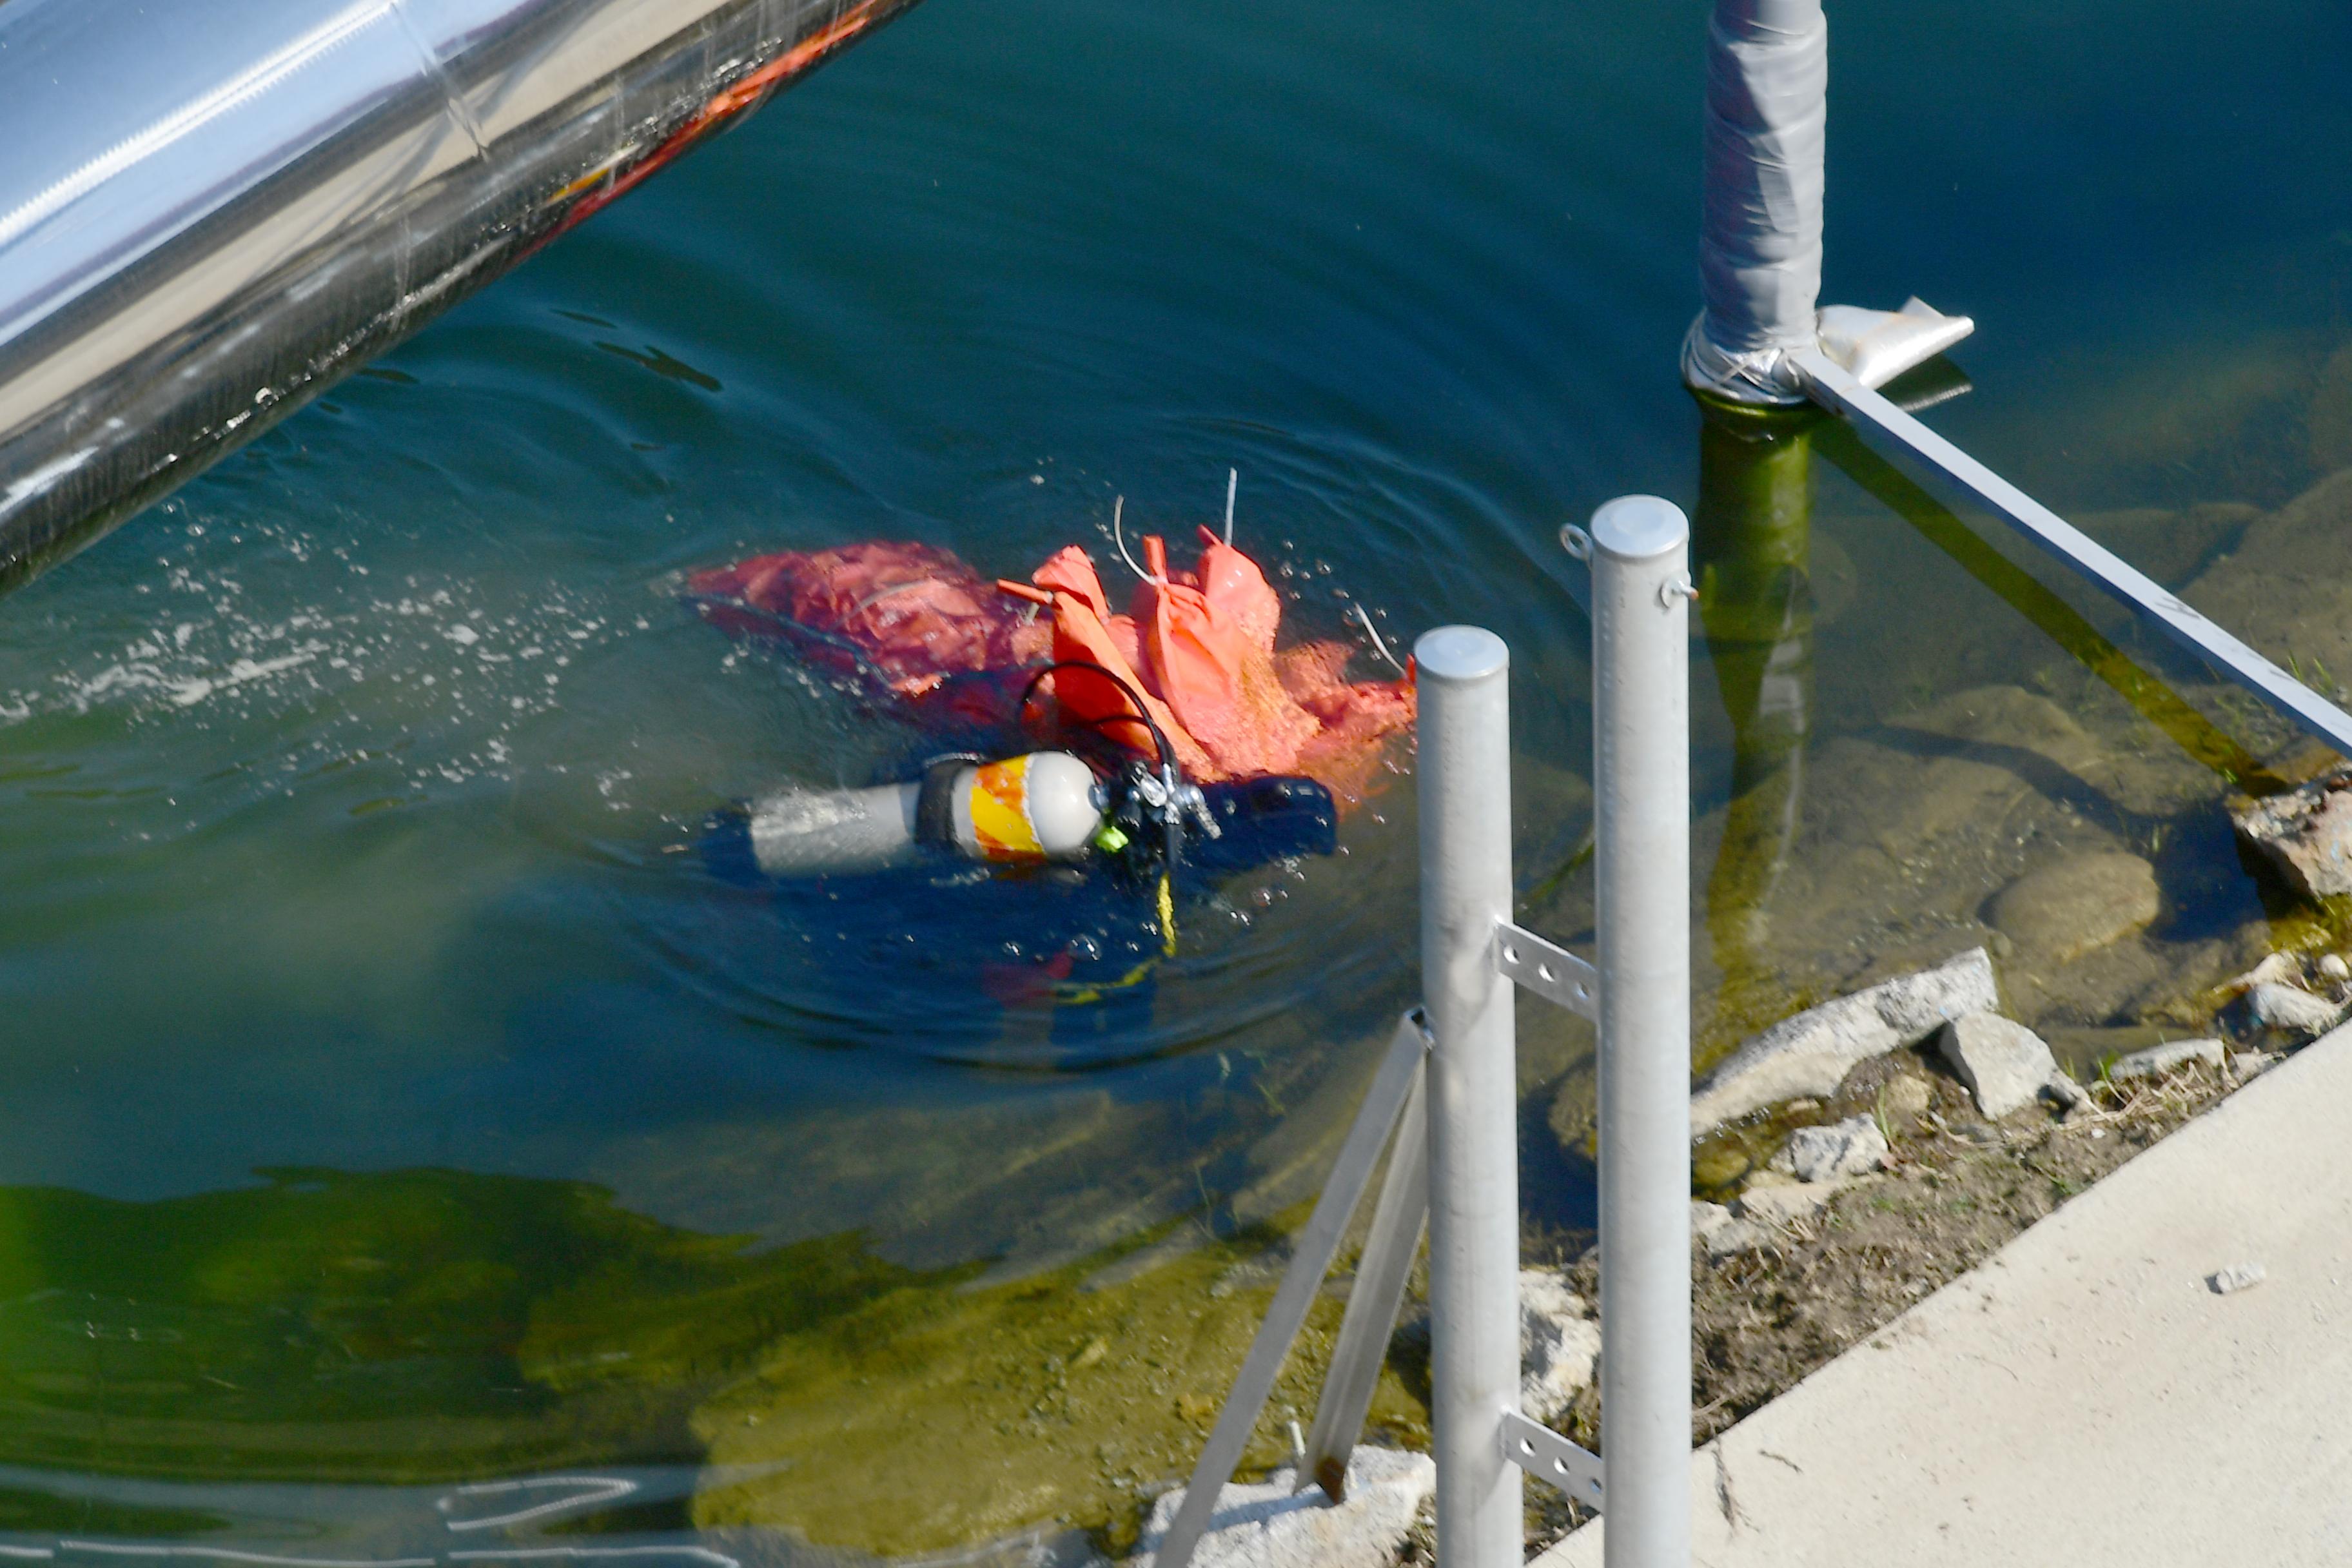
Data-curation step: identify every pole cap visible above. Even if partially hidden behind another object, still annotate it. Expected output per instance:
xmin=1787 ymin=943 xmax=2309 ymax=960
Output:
xmin=1589 ymin=495 xmax=1689 ymax=562
xmin=1413 ymin=625 xmax=1507 ymax=683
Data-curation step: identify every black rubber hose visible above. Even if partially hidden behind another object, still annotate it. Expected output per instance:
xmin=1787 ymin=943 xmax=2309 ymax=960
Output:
xmin=1014 ymin=659 xmax=1180 ymax=778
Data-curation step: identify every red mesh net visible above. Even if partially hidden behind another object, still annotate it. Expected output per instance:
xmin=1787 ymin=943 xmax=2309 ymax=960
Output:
xmin=689 ymin=533 xmax=1415 ymax=807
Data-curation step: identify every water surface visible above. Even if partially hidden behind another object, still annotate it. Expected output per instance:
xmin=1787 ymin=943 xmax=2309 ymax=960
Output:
xmin=2 ymin=0 xmax=2349 ymax=1555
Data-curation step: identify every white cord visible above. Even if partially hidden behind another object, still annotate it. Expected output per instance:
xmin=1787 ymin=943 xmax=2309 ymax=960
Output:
xmin=1351 ymin=601 xmax=1407 ymax=675
xmin=1112 ymin=495 xmax=1159 ymax=582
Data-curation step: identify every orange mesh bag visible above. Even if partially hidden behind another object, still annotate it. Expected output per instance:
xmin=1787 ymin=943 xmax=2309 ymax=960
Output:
xmin=1277 ymin=639 xmax=1418 ymax=807
xmin=1131 ymin=534 xmax=1320 ymax=778
xmin=1193 ymin=527 xmax=1284 ymax=654
xmin=1033 ymin=544 xmax=1146 ymax=674
xmin=997 ymin=561 xmax=1216 ymax=779
xmin=687 ymin=540 xmax=1042 ymax=694
xmin=694 ymin=526 xmax=1415 ymax=808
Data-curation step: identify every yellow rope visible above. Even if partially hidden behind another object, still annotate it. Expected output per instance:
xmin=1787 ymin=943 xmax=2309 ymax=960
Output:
xmin=1157 ymin=872 xmax=1177 ymax=956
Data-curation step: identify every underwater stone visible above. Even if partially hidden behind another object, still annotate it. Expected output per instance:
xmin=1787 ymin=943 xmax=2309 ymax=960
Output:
xmin=1689 ymin=948 xmax=1999 ymax=1135
xmin=2108 ymin=1037 xmax=2226 ymax=1083
xmin=2312 ymin=340 xmax=2352 ymax=471
xmin=1936 ymin=1013 xmax=2059 ymax=1120
xmin=2227 ymin=951 xmax=2301 ymax=994
xmin=2231 ymin=767 xmax=2352 ymax=900
xmin=1519 ymin=1268 xmax=1600 ymax=1425
xmin=1772 ymin=1115 xmax=1888 ymax=1183
xmin=2240 ymin=981 xmax=2343 ymax=1041
xmin=1128 ymin=1447 xmax=1434 ymax=1568
xmin=1987 ymin=851 xmax=2161 ymax=965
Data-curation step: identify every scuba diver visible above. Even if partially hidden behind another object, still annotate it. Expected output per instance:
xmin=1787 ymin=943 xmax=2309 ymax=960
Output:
xmin=685 ymin=487 xmax=1416 ymax=1045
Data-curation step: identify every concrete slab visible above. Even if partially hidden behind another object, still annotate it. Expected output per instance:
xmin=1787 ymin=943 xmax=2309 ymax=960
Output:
xmin=1538 ymin=1021 xmax=2352 ymax=1567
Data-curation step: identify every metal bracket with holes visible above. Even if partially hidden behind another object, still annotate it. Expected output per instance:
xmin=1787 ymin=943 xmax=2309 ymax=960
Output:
xmin=1494 ymin=921 xmax=1598 ymax=1020
xmin=1501 ymin=1409 xmax=1605 ymax=1507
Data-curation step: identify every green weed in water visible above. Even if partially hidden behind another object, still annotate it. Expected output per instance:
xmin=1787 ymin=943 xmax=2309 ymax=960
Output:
xmin=0 ymin=1168 xmax=1427 ymax=1556
xmin=0 ymin=1168 xmax=920 ymax=1483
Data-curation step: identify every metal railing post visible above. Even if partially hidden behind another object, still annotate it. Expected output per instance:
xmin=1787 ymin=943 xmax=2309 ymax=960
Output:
xmin=1414 ymin=626 xmax=1522 ymax=1568
xmin=1589 ymin=496 xmax=1694 ymax=1568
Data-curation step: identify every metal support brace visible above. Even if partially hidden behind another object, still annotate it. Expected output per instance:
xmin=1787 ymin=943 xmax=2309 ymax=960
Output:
xmin=1274 ymin=917 xmax=1620 ymax=1518
xmin=1298 ymin=1066 xmax=1429 ymax=1501
xmin=1162 ymin=619 xmax=1645 ymax=1568
xmin=1495 ymin=920 xmax=1599 ymax=1020
xmin=1150 ymin=1012 xmax=1431 ymax=1568
xmin=1503 ymin=1409 xmax=1607 ymax=1509
xmin=1792 ymin=346 xmax=2352 ymax=756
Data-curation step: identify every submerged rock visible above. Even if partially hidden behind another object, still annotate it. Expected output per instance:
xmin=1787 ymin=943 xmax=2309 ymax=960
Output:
xmin=2226 ymin=951 xmax=2301 ymax=994
xmin=2235 ymin=981 xmax=2343 ymax=1041
xmin=1518 ymin=1269 xmax=1600 ymax=1425
xmin=2108 ymin=1037 xmax=2226 ymax=1083
xmin=2312 ymin=342 xmax=2352 ymax=472
xmin=2182 ymin=469 xmax=2352 ymax=747
xmin=1772 ymin=1115 xmax=1888 ymax=1182
xmin=1128 ymin=1447 xmax=1435 ymax=1568
xmin=1936 ymin=1013 xmax=2061 ymax=1119
xmin=1689 ymin=948 xmax=1999 ymax=1134
xmin=1987 ymin=851 xmax=2161 ymax=965
xmin=2231 ymin=767 xmax=2352 ymax=899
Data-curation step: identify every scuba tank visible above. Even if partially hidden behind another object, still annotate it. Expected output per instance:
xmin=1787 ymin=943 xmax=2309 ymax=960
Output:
xmin=708 ymin=753 xmax=1338 ymax=883
xmin=738 ymin=751 xmax=1105 ymax=877
xmin=705 ymin=658 xmax=1338 ymax=939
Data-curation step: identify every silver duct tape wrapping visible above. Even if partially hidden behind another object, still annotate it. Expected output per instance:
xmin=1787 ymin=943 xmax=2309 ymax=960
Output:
xmin=0 ymin=0 xmax=916 ymax=585
xmin=1683 ymin=0 xmax=1827 ymax=404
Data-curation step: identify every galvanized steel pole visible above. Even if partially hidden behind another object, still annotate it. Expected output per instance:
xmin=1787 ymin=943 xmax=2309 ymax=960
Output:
xmin=1590 ymin=496 xmax=1693 ymax=1568
xmin=1414 ymin=626 xmax=1521 ymax=1568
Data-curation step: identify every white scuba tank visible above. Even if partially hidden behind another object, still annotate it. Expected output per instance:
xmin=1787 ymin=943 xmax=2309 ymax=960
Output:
xmin=744 ymin=751 xmax=1104 ymax=877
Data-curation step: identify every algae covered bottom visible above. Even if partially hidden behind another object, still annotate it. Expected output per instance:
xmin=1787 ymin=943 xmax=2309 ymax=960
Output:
xmin=2 ymin=0 xmax=2352 ymax=1559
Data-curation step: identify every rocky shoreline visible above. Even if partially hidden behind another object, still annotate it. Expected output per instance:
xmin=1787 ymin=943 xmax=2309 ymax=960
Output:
xmin=1159 ymin=436 xmax=2352 ymax=1568
xmin=1161 ymin=932 xmax=2344 ymax=1568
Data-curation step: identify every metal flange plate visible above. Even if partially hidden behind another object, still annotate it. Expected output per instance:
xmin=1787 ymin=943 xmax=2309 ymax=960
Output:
xmin=1494 ymin=921 xmax=1598 ymax=1019
xmin=1501 ymin=1409 xmax=1605 ymax=1508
